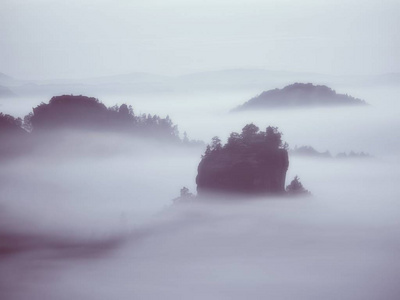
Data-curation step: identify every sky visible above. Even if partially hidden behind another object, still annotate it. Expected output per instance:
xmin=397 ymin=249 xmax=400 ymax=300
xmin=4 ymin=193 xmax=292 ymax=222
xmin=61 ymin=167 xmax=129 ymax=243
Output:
xmin=0 ymin=0 xmax=399 ymax=79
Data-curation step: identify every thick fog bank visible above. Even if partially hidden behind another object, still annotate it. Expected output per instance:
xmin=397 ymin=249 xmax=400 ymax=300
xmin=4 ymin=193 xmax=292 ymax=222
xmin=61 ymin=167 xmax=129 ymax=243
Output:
xmin=1 ymin=150 xmax=400 ymax=299
xmin=1 ymin=85 xmax=399 ymax=299
xmin=0 ymin=134 xmax=202 ymax=238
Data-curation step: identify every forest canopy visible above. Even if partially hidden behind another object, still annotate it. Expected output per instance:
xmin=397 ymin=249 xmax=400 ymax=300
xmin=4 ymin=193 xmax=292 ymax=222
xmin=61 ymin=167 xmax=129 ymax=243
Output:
xmin=203 ymin=124 xmax=287 ymax=158
xmin=25 ymin=95 xmax=180 ymax=141
xmin=0 ymin=95 xmax=203 ymax=160
xmin=196 ymin=124 xmax=289 ymax=195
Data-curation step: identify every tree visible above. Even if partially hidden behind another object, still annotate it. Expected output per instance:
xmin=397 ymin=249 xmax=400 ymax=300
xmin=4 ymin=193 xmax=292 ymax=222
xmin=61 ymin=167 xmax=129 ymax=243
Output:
xmin=172 ymin=186 xmax=195 ymax=204
xmin=109 ymin=104 xmax=119 ymax=112
xmin=183 ymin=131 xmax=189 ymax=144
xmin=241 ymin=123 xmax=259 ymax=143
xmin=180 ymin=187 xmax=193 ymax=197
xmin=265 ymin=126 xmax=282 ymax=149
xmin=119 ymin=104 xmax=130 ymax=116
xmin=202 ymin=145 xmax=212 ymax=158
xmin=23 ymin=113 xmax=33 ymax=132
xmin=0 ymin=113 xmax=23 ymax=132
xmin=226 ymin=132 xmax=242 ymax=149
xmin=128 ymin=105 xmax=134 ymax=116
xmin=210 ymin=136 xmax=222 ymax=152
xmin=286 ymin=176 xmax=310 ymax=195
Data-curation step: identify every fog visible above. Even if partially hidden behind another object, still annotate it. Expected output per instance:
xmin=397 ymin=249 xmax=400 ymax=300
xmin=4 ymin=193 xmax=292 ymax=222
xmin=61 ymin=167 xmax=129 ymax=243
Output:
xmin=1 ymin=0 xmax=400 ymax=297
xmin=1 ymin=0 xmax=399 ymax=78
xmin=1 ymin=83 xmax=400 ymax=299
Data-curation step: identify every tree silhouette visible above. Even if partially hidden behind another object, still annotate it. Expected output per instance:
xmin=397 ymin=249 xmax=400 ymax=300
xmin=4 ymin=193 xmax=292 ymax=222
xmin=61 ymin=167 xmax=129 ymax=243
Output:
xmin=210 ymin=136 xmax=222 ymax=151
xmin=265 ymin=126 xmax=282 ymax=148
xmin=173 ymin=186 xmax=195 ymax=203
xmin=119 ymin=104 xmax=130 ymax=116
xmin=241 ymin=123 xmax=259 ymax=143
xmin=286 ymin=176 xmax=310 ymax=195
xmin=26 ymin=95 xmax=182 ymax=142
xmin=197 ymin=124 xmax=289 ymax=195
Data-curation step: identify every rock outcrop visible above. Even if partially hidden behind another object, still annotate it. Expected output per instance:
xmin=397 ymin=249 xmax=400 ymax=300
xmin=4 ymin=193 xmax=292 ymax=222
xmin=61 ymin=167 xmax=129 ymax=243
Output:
xmin=196 ymin=125 xmax=289 ymax=196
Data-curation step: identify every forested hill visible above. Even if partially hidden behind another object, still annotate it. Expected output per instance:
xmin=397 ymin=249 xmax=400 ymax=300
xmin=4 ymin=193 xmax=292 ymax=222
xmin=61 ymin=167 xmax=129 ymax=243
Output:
xmin=0 ymin=95 xmax=203 ymax=160
xmin=27 ymin=95 xmax=180 ymax=141
xmin=233 ymin=83 xmax=367 ymax=111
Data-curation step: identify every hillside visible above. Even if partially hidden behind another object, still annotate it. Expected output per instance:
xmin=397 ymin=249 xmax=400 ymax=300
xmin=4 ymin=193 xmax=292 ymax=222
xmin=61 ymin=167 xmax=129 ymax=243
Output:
xmin=233 ymin=83 xmax=367 ymax=111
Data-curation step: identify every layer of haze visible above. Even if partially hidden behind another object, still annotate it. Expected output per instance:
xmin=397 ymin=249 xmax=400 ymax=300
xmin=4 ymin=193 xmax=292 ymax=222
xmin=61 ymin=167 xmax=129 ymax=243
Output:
xmin=1 ymin=0 xmax=400 ymax=299
xmin=1 ymin=84 xmax=400 ymax=299
xmin=1 ymin=0 xmax=399 ymax=79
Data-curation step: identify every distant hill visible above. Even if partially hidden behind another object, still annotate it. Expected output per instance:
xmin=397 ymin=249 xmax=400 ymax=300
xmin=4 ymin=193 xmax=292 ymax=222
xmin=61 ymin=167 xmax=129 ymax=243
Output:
xmin=0 ymin=72 xmax=26 ymax=87
xmin=29 ymin=95 xmax=180 ymax=141
xmin=289 ymin=146 xmax=331 ymax=158
xmin=233 ymin=83 xmax=367 ymax=111
xmin=1 ymin=69 xmax=399 ymax=100
xmin=289 ymin=145 xmax=372 ymax=160
xmin=0 ymin=95 xmax=204 ymax=160
xmin=0 ymin=85 xmax=16 ymax=98
xmin=1 ymin=69 xmax=399 ymax=97
xmin=0 ymin=72 xmax=15 ymax=85
xmin=177 ymin=69 xmax=319 ymax=90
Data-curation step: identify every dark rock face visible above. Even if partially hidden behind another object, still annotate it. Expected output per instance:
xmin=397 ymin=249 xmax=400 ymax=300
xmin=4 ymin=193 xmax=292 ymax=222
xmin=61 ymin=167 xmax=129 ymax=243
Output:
xmin=233 ymin=83 xmax=367 ymax=111
xmin=196 ymin=125 xmax=289 ymax=196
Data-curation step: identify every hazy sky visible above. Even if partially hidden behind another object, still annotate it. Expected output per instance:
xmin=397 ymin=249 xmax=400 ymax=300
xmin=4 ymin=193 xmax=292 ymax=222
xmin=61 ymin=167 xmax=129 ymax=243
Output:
xmin=1 ymin=0 xmax=399 ymax=79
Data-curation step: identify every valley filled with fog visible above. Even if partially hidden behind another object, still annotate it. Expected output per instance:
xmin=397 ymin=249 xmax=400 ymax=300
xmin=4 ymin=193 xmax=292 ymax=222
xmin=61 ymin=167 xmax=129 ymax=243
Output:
xmin=2 ymin=0 xmax=399 ymax=297
xmin=1 ymin=81 xmax=400 ymax=299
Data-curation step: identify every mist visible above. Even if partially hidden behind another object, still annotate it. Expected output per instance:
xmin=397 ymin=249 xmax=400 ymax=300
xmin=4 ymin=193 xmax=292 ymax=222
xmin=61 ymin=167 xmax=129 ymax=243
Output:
xmin=1 ymin=83 xmax=400 ymax=299
xmin=1 ymin=0 xmax=400 ymax=299
xmin=1 ymin=0 xmax=399 ymax=79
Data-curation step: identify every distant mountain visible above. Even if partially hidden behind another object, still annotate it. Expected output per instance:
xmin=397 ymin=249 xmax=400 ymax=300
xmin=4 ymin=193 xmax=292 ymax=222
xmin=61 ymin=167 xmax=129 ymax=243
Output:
xmin=368 ymin=73 xmax=400 ymax=86
xmin=1 ymin=69 xmax=399 ymax=97
xmin=178 ymin=69 xmax=328 ymax=91
xmin=0 ymin=85 xmax=16 ymax=98
xmin=289 ymin=145 xmax=372 ymax=160
xmin=233 ymin=83 xmax=367 ymax=111
xmin=179 ymin=69 xmax=400 ymax=89
xmin=0 ymin=72 xmax=14 ymax=84
xmin=289 ymin=146 xmax=331 ymax=158
xmin=0 ymin=72 xmax=173 ymax=96
xmin=0 ymin=72 xmax=26 ymax=87
xmin=82 ymin=72 xmax=171 ymax=85
xmin=336 ymin=151 xmax=372 ymax=159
